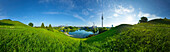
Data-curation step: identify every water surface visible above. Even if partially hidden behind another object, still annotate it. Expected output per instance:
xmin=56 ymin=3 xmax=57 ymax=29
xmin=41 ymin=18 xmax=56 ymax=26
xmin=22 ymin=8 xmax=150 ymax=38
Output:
xmin=69 ymin=29 xmax=94 ymax=38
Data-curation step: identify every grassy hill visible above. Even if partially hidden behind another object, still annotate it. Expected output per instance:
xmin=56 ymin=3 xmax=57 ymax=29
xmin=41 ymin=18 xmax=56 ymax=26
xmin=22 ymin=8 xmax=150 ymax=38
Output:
xmin=0 ymin=20 xmax=81 ymax=52
xmin=0 ymin=19 xmax=170 ymax=52
xmin=83 ymin=19 xmax=170 ymax=52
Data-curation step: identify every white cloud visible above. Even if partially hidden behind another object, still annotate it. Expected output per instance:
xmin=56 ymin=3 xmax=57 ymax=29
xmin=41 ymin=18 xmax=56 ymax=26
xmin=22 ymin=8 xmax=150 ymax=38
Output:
xmin=103 ymin=5 xmax=161 ymax=27
xmin=96 ymin=0 xmax=99 ymax=3
xmin=43 ymin=12 xmax=59 ymax=14
xmin=88 ymin=21 xmax=93 ymax=26
xmin=113 ymin=13 xmax=119 ymax=17
xmin=42 ymin=12 xmax=69 ymax=15
xmin=82 ymin=10 xmax=89 ymax=16
xmin=73 ymin=14 xmax=85 ymax=22
xmin=87 ymin=8 xmax=93 ymax=11
xmin=89 ymin=15 xmax=94 ymax=18
xmin=0 ymin=16 xmax=8 ymax=18
xmin=0 ymin=8 xmax=8 ymax=18
xmin=114 ymin=5 xmax=134 ymax=14
xmin=138 ymin=11 xmax=161 ymax=20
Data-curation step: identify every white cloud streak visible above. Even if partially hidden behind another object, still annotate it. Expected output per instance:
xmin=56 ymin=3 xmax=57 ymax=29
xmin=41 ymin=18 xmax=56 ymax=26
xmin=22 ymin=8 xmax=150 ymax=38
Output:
xmin=82 ymin=10 xmax=89 ymax=16
xmin=89 ymin=15 xmax=94 ymax=18
xmin=138 ymin=11 xmax=161 ymax=20
xmin=114 ymin=5 xmax=134 ymax=14
xmin=0 ymin=8 xmax=8 ymax=18
xmin=87 ymin=8 xmax=93 ymax=11
xmin=42 ymin=12 xmax=69 ymax=15
xmin=43 ymin=12 xmax=59 ymax=14
xmin=0 ymin=16 xmax=8 ymax=18
xmin=73 ymin=14 xmax=86 ymax=22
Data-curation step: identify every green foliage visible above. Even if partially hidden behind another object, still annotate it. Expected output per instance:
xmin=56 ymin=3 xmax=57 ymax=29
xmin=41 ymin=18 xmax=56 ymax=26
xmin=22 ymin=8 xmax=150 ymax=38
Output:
xmin=2 ymin=19 xmax=12 ymax=21
xmin=46 ymin=24 xmax=53 ymax=32
xmin=86 ymin=34 xmax=95 ymax=38
xmin=68 ymin=26 xmax=73 ymax=29
xmin=99 ymin=27 xmax=109 ymax=34
xmin=139 ymin=16 xmax=148 ymax=23
xmin=92 ymin=28 xmax=98 ymax=33
xmin=41 ymin=23 xmax=45 ymax=28
xmin=62 ymin=26 xmax=79 ymax=32
xmin=164 ymin=17 xmax=167 ymax=19
xmin=49 ymin=24 xmax=52 ymax=28
xmin=28 ymin=22 xmax=33 ymax=27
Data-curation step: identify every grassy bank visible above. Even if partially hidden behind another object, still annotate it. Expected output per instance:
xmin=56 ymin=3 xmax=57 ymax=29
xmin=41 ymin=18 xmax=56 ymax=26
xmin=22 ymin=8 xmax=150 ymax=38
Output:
xmin=0 ymin=19 xmax=170 ymax=52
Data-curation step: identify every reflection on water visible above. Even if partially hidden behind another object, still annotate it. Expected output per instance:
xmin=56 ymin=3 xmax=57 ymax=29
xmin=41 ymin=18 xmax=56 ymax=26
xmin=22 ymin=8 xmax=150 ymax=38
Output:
xmin=69 ymin=29 xmax=94 ymax=38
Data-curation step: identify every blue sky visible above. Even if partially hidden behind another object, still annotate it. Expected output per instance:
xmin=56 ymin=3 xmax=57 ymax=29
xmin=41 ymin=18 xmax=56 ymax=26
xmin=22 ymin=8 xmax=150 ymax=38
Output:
xmin=0 ymin=0 xmax=170 ymax=27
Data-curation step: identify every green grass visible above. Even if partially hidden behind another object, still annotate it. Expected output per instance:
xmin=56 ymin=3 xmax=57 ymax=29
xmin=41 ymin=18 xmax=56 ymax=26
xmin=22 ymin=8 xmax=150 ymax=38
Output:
xmin=83 ymin=19 xmax=170 ymax=52
xmin=0 ymin=20 xmax=81 ymax=52
xmin=0 ymin=19 xmax=170 ymax=52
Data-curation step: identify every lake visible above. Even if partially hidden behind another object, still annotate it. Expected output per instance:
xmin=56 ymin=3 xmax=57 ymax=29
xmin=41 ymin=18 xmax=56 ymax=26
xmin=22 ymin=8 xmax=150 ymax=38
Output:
xmin=68 ymin=29 xmax=95 ymax=38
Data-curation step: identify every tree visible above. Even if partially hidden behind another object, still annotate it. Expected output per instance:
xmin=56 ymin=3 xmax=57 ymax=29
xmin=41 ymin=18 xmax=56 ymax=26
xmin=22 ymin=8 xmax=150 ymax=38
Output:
xmin=49 ymin=24 xmax=52 ymax=28
xmin=28 ymin=22 xmax=33 ymax=27
xmin=68 ymin=26 xmax=73 ymax=29
xmin=67 ymin=28 xmax=70 ymax=33
xmin=164 ymin=17 xmax=167 ymax=19
xmin=46 ymin=26 xmax=48 ymax=28
xmin=139 ymin=16 xmax=148 ymax=23
xmin=99 ymin=27 xmax=108 ymax=34
xmin=47 ymin=24 xmax=53 ymax=31
xmin=92 ymin=28 xmax=98 ymax=34
xmin=64 ymin=29 xmax=67 ymax=32
xmin=41 ymin=23 xmax=45 ymax=28
xmin=3 ymin=19 xmax=12 ymax=21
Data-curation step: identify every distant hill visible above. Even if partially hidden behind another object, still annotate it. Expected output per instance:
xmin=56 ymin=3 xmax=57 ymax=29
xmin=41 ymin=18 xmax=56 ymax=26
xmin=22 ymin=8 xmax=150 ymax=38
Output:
xmin=0 ymin=19 xmax=170 ymax=52
xmin=148 ymin=19 xmax=170 ymax=24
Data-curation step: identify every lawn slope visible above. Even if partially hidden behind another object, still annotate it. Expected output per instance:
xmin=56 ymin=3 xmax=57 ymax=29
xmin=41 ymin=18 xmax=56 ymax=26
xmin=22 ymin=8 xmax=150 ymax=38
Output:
xmin=0 ymin=20 xmax=81 ymax=52
xmin=83 ymin=19 xmax=170 ymax=52
xmin=0 ymin=19 xmax=170 ymax=52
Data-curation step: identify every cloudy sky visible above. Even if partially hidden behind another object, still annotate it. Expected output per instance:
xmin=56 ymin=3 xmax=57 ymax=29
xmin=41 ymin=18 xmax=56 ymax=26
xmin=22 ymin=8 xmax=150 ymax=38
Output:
xmin=0 ymin=0 xmax=170 ymax=27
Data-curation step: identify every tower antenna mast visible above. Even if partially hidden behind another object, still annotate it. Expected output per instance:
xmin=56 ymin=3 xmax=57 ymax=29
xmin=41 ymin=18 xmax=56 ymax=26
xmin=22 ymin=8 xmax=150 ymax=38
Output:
xmin=101 ymin=0 xmax=104 ymax=28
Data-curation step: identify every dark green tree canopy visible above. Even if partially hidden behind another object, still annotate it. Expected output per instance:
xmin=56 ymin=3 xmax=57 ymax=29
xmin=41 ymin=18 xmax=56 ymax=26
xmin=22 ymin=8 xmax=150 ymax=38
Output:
xmin=28 ymin=22 xmax=33 ymax=27
xmin=139 ymin=16 xmax=148 ymax=23
xmin=3 ymin=19 xmax=12 ymax=21
xmin=164 ymin=17 xmax=167 ymax=19
xmin=41 ymin=23 xmax=45 ymax=28
xmin=49 ymin=24 xmax=52 ymax=28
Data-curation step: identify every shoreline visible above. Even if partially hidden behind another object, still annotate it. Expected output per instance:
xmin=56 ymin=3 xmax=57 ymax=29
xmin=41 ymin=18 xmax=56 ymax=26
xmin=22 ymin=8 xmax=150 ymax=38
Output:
xmin=64 ymin=32 xmax=72 ymax=36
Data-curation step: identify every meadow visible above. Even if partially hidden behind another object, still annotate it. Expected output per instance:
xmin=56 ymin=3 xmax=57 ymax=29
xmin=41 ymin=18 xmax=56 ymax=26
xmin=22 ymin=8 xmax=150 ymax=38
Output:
xmin=0 ymin=19 xmax=170 ymax=52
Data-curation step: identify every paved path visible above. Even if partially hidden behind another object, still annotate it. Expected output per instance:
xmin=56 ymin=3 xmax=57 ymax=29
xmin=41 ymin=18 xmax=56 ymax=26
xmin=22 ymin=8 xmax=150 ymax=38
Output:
xmin=64 ymin=32 xmax=72 ymax=36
